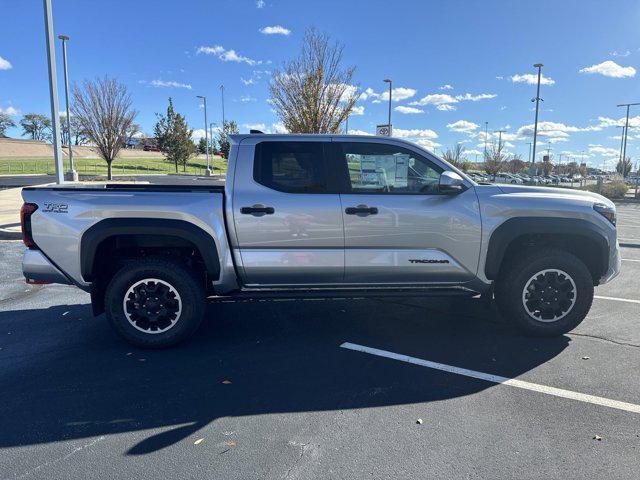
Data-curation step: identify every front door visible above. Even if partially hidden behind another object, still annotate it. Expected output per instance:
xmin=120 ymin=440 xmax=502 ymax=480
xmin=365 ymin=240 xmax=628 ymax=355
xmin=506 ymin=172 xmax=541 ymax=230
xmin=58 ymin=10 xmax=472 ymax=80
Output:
xmin=232 ymin=140 xmax=344 ymax=286
xmin=334 ymin=140 xmax=482 ymax=285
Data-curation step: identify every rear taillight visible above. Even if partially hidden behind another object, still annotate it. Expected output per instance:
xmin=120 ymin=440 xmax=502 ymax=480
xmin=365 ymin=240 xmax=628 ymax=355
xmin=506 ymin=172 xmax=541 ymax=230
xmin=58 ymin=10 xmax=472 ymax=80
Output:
xmin=20 ymin=203 xmax=38 ymax=249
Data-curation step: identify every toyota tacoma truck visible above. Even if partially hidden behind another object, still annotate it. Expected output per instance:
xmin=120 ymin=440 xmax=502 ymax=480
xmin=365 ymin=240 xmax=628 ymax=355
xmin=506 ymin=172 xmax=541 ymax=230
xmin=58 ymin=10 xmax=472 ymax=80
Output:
xmin=20 ymin=134 xmax=620 ymax=348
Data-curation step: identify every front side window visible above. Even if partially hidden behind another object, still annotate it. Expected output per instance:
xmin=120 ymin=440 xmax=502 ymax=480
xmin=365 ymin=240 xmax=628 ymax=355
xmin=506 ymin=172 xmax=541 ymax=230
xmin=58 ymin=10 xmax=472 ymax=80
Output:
xmin=254 ymin=142 xmax=328 ymax=193
xmin=338 ymin=142 xmax=443 ymax=194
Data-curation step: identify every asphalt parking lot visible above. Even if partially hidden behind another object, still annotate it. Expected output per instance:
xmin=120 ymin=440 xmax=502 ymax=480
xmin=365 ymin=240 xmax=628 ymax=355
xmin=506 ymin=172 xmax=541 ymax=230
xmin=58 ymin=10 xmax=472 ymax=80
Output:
xmin=0 ymin=204 xmax=639 ymax=479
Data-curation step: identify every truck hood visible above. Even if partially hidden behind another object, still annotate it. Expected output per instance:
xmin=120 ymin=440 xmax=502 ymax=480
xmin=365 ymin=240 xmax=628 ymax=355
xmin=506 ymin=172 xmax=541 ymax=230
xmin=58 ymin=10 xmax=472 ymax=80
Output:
xmin=492 ymin=184 xmax=615 ymax=209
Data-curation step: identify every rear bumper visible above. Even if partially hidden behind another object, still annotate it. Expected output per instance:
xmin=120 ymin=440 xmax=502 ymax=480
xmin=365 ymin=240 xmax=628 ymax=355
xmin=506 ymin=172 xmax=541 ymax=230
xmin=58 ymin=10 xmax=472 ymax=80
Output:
xmin=22 ymin=249 xmax=72 ymax=285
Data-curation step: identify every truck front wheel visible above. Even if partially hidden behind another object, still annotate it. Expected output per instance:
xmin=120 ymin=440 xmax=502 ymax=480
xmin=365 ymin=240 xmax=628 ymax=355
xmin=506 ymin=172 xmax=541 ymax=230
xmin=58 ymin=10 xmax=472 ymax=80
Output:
xmin=105 ymin=257 xmax=205 ymax=348
xmin=494 ymin=248 xmax=594 ymax=336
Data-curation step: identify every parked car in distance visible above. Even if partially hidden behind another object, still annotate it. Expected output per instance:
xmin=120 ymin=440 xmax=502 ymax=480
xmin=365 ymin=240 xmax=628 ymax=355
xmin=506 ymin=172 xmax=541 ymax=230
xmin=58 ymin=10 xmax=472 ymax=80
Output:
xmin=21 ymin=133 xmax=620 ymax=348
xmin=143 ymin=145 xmax=160 ymax=152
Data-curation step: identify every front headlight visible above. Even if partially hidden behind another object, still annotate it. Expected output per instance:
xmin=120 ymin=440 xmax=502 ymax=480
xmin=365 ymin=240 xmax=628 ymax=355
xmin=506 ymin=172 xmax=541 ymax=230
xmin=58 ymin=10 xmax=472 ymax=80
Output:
xmin=593 ymin=203 xmax=616 ymax=226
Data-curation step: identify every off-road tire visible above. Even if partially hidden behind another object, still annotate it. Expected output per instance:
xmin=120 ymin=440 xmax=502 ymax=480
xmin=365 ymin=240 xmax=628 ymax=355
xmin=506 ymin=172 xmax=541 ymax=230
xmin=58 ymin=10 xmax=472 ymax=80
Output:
xmin=105 ymin=256 xmax=205 ymax=348
xmin=494 ymin=248 xmax=594 ymax=336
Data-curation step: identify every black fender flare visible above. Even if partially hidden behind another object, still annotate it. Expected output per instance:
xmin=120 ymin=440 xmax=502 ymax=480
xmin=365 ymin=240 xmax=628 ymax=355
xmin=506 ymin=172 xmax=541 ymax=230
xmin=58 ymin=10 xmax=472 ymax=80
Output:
xmin=484 ymin=217 xmax=610 ymax=280
xmin=80 ymin=218 xmax=221 ymax=281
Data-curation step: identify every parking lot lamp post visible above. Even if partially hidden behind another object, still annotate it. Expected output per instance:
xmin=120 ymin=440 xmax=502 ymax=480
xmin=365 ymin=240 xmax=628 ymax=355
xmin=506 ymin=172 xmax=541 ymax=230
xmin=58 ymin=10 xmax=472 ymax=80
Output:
xmin=43 ymin=0 xmax=64 ymax=184
xmin=197 ymin=95 xmax=211 ymax=176
xmin=617 ymin=103 xmax=640 ymax=166
xmin=530 ymin=63 xmax=544 ymax=176
xmin=58 ymin=34 xmax=77 ymax=181
xmin=383 ymin=79 xmax=392 ymax=135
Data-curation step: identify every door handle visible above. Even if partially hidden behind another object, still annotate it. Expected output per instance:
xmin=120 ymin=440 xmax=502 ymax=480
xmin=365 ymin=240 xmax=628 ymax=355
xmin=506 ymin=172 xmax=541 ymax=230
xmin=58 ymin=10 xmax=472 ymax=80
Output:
xmin=240 ymin=205 xmax=275 ymax=215
xmin=345 ymin=205 xmax=378 ymax=215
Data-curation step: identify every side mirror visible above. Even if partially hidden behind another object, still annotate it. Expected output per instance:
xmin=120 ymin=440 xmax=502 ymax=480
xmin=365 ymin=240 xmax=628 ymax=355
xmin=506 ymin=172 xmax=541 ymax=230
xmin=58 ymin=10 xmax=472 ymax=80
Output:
xmin=439 ymin=171 xmax=464 ymax=194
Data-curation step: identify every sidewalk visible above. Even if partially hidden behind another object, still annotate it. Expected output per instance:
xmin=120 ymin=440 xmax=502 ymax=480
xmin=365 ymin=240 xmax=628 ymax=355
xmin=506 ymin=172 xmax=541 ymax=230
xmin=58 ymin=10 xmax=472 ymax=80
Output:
xmin=0 ymin=187 xmax=23 ymax=239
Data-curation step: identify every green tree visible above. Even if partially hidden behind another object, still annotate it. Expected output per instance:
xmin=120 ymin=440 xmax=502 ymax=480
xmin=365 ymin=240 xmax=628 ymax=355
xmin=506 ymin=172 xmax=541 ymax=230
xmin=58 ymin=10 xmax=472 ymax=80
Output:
xmin=616 ymin=156 xmax=632 ymax=178
xmin=0 ymin=113 xmax=16 ymax=137
xmin=20 ymin=113 xmax=51 ymax=140
xmin=197 ymin=137 xmax=208 ymax=155
xmin=215 ymin=120 xmax=239 ymax=158
xmin=154 ymin=98 xmax=196 ymax=173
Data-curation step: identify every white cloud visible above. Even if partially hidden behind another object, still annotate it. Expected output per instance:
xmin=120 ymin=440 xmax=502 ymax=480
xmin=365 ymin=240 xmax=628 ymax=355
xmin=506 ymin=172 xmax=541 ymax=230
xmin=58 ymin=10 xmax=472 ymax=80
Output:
xmin=439 ymin=84 xmax=453 ymax=90
xmin=516 ymin=121 xmax=601 ymax=139
xmin=465 ymin=149 xmax=483 ymax=156
xmin=579 ymin=60 xmax=636 ymax=78
xmin=596 ymin=115 xmax=640 ymax=129
xmin=447 ymin=120 xmax=479 ymax=133
xmin=588 ymin=144 xmax=620 ymax=157
xmin=611 ymin=50 xmax=631 ymax=57
xmin=395 ymin=105 xmax=424 ymax=114
xmin=412 ymin=137 xmax=441 ymax=150
xmin=243 ymin=123 xmax=266 ymax=131
xmin=241 ymin=77 xmax=255 ymax=85
xmin=150 ymin=79 xmax=192 ymax=89
xmin=455 ymin=93 xmax=497 ymax=101
xmin=510 ymin=73 xmax=555 ymax=85
xmin=437 ymin=104 xmax=456 ymax=111
xmin=0 ymin=56 xmax=12 ymax=70
xmin=365 ymin=87 xmax=417 ymax=102
xmin=259 ymin=25 xmax=291 ymax=36
xmin=350 ymin=105 xmax=365 ymax=116
xmin=271 ymin=122 xmax=288 ymax=134
xmin=410 ymin=92 xmax=495 ymax=107
xmin=197 ymin=45 xmax=262 ymax=66
xmin=0 ymin=106 xmax=19 ymax=115
xmin=240 ymin=95 xmax=256 ymax=102
xmin=393 ymin=128 xmax=438 ymax=139
xmin=347 ymin=129 xmax=371 ymax=136
xmin=256 ymin=0 xmax=265 ymax=7
xmin=410 ymin=93 xmax=457 ymax=106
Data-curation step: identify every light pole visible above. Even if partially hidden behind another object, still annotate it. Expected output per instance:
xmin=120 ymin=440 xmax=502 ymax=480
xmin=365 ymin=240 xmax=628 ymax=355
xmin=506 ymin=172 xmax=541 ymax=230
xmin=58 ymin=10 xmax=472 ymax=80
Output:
xmin=494 ymin=129 xmax=506 ymax=150
xmin=530 ymin=63 xmax=544 ymax=176
xmin=220 ymin=84 xmax=226 ymax=127
xmin=345 ymin=115 xmax=349 ymax=134
xmin=527 ymin=142 xmax=532 ymax=166
xmin=197 ymin=95 xmax=212 ymax=176
xmin=58 ymin=34 xmax=78 ymax=181
xmin=383 ymin=78 xmax=392 ymax=135
xmin=617 ymin=125 xmax=626 ymax=163
xmin=484 ymin=121 xmax=489 ymax=154
xmin=209 ymin=122 xmax=215 ymax=153
xmin=43 ymin=0 xmax=64 ymax=184
xmin=617 ymin=103 xmax=639 ymax=165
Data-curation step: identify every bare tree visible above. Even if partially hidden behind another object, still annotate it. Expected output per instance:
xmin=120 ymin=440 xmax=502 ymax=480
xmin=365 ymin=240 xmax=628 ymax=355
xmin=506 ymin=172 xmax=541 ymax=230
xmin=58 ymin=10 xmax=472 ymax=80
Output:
xmin=269 ymin=28 xmax=359 ymax=133
xmin=483 ymin=143 xmax=508 ymax=179
xmin=441 ymin=144 xmax=466 ymax=168
xmin=506 ymin=154 xmax=525 ymax=174
xmin=72 ymin=77 xmax=137 ymax=180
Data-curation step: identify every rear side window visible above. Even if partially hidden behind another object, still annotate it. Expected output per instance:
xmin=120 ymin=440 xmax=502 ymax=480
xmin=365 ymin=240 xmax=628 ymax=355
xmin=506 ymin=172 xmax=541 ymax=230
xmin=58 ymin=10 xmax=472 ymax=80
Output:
xmin=254 ymin=142 xmax=328 ymax=193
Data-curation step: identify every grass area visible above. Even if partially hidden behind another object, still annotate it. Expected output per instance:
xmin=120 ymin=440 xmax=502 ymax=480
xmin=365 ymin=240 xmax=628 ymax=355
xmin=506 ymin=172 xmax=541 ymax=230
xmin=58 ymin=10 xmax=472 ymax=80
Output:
xmin=0 ymin=156 xmax=227 ymax=176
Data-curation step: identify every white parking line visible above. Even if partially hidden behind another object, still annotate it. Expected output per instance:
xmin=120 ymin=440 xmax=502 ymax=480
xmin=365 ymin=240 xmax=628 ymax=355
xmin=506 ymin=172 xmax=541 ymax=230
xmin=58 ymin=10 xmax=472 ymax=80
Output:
xmin=594 ymin=295 xmax=640 ymax=304
xmin=341 ymin=342 xmax=640 ymax=414
xmin=622 ymin=258 xmax=640 ymax=262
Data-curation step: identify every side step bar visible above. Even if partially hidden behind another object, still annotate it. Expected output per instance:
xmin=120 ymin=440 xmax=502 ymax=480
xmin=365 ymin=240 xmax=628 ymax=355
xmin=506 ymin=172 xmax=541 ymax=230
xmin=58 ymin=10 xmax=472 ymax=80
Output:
xmin=207 ymin=286 xmax=479 ymax=302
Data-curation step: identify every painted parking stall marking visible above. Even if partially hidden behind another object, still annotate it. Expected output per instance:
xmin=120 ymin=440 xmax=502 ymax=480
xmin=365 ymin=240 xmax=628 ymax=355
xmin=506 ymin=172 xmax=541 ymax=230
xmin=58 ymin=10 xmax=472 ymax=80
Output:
xmin=594 ymin=295 xmax=640 ymax=304
xmin=341 ymin=342 xmax=640 ymax=414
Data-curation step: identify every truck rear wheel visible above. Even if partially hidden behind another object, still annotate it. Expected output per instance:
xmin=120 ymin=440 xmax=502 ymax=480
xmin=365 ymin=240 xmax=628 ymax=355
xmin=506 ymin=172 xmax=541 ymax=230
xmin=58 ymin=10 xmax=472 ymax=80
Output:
xmin=105 ymin=257 xmax=205 ymax=348
xmin=494 ymin=248 xmax=594 ymax=336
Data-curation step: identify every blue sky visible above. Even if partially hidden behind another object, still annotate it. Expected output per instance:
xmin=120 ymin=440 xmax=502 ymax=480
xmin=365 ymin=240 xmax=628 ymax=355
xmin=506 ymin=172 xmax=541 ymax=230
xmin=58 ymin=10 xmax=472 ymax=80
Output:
xmin=2 ymin=0 xmax=640 ymax=167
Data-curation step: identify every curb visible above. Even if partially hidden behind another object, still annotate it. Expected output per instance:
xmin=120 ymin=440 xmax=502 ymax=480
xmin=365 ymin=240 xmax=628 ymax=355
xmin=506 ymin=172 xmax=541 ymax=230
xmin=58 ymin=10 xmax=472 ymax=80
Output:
xmin=0 ymin=229 xmax=21 ymax=240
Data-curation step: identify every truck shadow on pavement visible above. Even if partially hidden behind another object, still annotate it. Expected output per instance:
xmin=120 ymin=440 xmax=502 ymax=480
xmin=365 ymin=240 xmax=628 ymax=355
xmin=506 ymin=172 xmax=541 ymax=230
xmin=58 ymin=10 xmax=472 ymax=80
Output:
xmin=0 ymin=296 xmax=569 ymax=455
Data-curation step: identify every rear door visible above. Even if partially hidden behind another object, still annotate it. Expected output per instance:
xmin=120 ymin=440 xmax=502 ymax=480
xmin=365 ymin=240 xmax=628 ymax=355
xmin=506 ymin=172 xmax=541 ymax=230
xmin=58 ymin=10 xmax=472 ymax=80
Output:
xmin=231 ymin=139 xmax=345 ymax=286
xmin=333 ymin=139 xmax=482 ymax=285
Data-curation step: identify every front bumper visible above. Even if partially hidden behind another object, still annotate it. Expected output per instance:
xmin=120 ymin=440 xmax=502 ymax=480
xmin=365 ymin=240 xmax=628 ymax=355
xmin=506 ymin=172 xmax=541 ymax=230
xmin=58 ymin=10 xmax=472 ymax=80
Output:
xmin=22 ymin=249 xmax=72 ymax=285
xmin=599 ymin=238 xmax=621 ymax=285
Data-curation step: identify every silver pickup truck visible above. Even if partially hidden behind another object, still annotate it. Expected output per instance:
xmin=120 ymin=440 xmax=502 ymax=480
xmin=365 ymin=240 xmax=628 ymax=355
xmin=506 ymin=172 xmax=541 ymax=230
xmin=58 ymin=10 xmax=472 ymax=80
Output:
xmin=20 ymin=134 xmax=620 ymax=347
